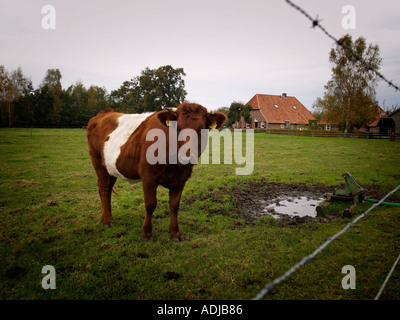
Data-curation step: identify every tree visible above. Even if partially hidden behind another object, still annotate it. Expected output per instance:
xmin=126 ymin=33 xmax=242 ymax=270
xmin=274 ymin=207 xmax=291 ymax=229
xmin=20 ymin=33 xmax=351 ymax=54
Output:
xmin=0 ymin=65 xmax=10 ymax=126
xmin=29 ymin=86 xmax=54 ymax=127
xmin=41 ymin=69 xmax=63 ymax=126
xmin=110 ymin=65 xmax=187 ymax=113
xmin=41 ymin=68 xmax=62 ymax=92
xmin=1 ymin=65 xmax=187 ymax=127
xmin=109 ymin=79 xmax=141 ymax=113
xmin=241 ymin=104 xmax=253 ymax=124
xmin=214 ymin=106 xmax=229 ymax=115
xmin=59 ymin=83 xmax=108 ymax=127
xmin=13 ymin=88 xmax=35 ymax=131
xmin=151 ymin=65 xmax=187 ymax=109
xmin=311 ymin=110 xmax=323 ymax=123
xmin=0 ymin=65 xmax=32 ymax=127
xmin=227 ymin=101 xmax=252 ymax=127
xmin=87 ymin=85 xmax=109 ymax=115
xmin=62 ymin=81 xmax=88 ymax=127
xmin=313 ymin=34 xmax=382 ymax=133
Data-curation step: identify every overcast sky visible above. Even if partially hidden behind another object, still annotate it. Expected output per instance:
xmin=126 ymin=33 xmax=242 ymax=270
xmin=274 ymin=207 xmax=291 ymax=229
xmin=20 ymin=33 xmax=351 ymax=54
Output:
xmin=1 ymin=0 xmax=399 ymax=111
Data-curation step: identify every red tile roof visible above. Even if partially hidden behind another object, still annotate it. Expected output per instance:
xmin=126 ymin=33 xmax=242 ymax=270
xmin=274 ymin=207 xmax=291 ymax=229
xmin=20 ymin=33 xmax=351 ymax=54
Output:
xmin=246 ymin=94 xmax=315 ymax=124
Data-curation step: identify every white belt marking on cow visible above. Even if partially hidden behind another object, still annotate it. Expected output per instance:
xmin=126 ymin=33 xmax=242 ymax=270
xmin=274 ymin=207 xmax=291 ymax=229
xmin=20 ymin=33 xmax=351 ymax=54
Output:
xmin=104 ymin=113 xmax=153 ymax=182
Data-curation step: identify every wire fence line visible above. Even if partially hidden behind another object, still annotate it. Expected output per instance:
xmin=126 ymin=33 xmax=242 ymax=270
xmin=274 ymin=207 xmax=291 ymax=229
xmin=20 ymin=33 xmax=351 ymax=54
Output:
xmin=285 ymin=0 xmax=400 ymax=93
xmin=253 ymin=183 xmax=400 ymax=300
xmin=374 ymin=252 xmax=400 ymax=300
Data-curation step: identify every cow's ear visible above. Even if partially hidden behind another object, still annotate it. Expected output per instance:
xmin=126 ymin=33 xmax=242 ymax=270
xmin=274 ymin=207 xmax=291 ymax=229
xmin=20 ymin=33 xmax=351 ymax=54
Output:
xmin=157 ymin=110 xmax=178 ymax=127
xmin=206 ymin=112 xmax=227 ymax=130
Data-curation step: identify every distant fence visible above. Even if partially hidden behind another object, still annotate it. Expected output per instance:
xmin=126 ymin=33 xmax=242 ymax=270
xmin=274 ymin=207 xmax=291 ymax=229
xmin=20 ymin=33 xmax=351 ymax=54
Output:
xmin=252 ymin=128 xmax=399 ymax=140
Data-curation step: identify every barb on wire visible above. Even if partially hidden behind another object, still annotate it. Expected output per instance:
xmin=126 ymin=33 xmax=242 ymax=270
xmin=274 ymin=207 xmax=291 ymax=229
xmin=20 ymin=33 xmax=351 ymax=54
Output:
xmin=285 ymin=0 xmax=400 ymax=93
xmin=253 ymin=183 xmax=400 ymax=300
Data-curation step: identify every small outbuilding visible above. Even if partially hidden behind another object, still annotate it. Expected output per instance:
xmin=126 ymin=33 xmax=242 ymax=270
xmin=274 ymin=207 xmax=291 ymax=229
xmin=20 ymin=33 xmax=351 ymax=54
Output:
xmin=389 ymin=108 xmax=400 ymax=135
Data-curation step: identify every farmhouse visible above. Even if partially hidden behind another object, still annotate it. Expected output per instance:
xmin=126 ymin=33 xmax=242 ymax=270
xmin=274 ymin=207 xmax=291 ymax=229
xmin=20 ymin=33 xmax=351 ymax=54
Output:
xmin=234 ymin=93 xmax=316 ymax=129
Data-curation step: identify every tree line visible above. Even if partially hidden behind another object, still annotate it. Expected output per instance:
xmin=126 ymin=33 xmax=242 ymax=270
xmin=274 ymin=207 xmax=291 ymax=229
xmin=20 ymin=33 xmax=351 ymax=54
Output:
xmin=0 ymin=65 xmax=187 ymax=128
xmin=1 ymin=35 xmax=393 ymax=132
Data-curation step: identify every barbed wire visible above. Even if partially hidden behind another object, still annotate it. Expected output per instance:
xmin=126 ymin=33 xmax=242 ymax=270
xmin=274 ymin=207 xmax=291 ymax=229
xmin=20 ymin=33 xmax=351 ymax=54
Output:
xmin=285 ymin=0 xmax=400 ymax=93
xmin=374 ymin=251 xmax=400 ymax=300
xmin=253 ymin=183 xmax=400 ymax=300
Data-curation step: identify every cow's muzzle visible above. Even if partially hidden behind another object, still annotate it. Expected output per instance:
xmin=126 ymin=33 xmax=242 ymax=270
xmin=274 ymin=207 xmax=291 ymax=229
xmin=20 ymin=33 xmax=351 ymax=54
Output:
xmin=178 ymin=155 xmax=194 ymax=166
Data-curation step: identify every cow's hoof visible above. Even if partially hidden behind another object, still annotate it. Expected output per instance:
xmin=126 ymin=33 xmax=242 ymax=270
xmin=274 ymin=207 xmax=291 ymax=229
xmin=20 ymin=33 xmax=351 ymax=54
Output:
xmin=171 ymin=233 xmax=182 ymax=242
xmin=141 ymin=234 xmax=152 ymax=242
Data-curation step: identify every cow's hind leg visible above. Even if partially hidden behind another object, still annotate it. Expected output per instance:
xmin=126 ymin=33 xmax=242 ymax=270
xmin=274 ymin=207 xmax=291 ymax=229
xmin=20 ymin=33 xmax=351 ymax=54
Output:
xmin=98 ymin=173 xmax=117 ymax=227
xmin=92 ymin=160 xmax=117 ymax=227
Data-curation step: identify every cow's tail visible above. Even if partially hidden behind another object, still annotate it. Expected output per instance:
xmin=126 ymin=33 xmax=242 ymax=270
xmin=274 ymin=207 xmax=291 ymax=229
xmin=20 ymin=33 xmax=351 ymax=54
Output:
xmin=112 ymin=188 xmax=120 ymax=198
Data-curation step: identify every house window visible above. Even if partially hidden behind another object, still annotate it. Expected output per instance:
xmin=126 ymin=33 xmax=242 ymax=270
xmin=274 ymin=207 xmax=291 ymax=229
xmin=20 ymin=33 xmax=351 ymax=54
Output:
xmin=281 ymin=124 xmax=285 ymax=129
xmin=260 ymin=122 xmax=265 ymax=129
xmin=292 ymin=105 xmax=297 ymax=110
xmin=274 ymin=104 xmax=279 ymax=109
xmin=326 ymin=125 xmax=331 ymax=131
xmin=285 ymin=120 xmax=290 ymax=128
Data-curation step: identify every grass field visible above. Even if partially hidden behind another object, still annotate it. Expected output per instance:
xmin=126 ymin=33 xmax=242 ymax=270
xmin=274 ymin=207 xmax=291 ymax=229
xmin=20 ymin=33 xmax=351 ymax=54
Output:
xmin=1 ymin=128 xmax=400 ymax=300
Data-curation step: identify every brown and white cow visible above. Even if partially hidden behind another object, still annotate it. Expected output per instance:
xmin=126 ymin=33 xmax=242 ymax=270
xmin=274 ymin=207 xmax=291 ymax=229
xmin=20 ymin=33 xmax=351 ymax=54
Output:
xmin=87 ymin=102 xmax=226 ymax=241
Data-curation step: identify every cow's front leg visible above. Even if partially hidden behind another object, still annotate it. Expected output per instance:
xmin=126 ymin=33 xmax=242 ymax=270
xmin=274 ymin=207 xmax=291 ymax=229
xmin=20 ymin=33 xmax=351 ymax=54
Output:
xmin=169 ymin=187 xmax=184 ymax=241
xmin=142 ymin=182 xmax=157 ymax=241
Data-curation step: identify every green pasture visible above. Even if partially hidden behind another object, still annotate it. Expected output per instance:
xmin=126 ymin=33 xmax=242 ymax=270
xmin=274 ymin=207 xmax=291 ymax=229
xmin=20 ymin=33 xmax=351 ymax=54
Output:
xmin=0 ymin=128 xmax=399 ymax=300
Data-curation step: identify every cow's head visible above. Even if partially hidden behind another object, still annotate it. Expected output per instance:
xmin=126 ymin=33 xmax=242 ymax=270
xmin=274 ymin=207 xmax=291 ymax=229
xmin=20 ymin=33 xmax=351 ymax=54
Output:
xmin=157 ymin=102 xmax=226 ymax=166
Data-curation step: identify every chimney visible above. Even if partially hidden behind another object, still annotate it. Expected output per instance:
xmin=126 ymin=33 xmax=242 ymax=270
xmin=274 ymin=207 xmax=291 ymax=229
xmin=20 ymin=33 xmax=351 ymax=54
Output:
xmin=282 ymin=93 xmax=287 ymax=99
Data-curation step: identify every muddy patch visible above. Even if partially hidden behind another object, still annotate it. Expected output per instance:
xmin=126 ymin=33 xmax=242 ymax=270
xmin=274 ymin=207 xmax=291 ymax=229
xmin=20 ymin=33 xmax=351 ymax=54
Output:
xmin=228 ymin=181 xmax=334 ymax=225
xmin=185 ymin=180 xmax=334 ymax=225
xmin=184 ymin=180 xmax=399 ymax=227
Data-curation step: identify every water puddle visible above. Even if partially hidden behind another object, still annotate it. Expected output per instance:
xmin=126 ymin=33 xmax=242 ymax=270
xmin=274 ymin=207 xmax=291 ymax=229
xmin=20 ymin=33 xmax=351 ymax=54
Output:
xmin=263 ymin=196 xmax=324 ymax=219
